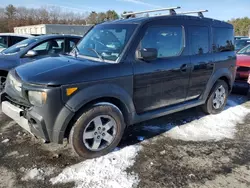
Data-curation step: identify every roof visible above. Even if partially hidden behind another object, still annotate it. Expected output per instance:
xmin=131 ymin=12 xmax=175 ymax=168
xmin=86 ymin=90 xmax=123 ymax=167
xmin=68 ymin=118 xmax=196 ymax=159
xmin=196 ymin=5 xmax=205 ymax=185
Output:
xmin=0 ymin=33 xmax=33 ymax=38
xmin=101 ymin=15 xmax=233 ymax=28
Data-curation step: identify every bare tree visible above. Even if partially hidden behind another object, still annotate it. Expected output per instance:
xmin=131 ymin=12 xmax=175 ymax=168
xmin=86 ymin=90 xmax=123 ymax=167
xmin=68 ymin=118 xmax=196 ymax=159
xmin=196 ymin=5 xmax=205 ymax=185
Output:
xmin=0 ymin=4 xmax=120 ymax=32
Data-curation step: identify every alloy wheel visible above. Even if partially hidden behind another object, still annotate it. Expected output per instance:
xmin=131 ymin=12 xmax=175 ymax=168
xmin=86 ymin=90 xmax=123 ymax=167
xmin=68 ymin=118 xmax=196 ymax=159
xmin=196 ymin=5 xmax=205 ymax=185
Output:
xmin=83 ymin=115 xmax=117 ymax=151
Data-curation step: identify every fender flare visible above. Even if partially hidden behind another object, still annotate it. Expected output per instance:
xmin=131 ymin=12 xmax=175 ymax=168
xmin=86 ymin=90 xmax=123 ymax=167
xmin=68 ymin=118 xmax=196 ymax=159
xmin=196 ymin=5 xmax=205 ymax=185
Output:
xmin=202 ymin=68 xmax=233 ymax=100
xmin=53 ymin=84 xmax=136 ymax=143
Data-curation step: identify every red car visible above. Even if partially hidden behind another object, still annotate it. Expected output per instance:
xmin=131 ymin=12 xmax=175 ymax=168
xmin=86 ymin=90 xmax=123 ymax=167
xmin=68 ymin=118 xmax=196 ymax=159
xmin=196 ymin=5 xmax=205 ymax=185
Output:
xmin=234 ymin=44 xmax=250 ymax=93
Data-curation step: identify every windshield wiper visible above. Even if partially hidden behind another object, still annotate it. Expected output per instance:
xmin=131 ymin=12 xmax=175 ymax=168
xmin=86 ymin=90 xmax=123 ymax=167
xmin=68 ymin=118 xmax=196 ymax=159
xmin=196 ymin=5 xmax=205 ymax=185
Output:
xmin=87 ymin=48 xmax=104 ymax=62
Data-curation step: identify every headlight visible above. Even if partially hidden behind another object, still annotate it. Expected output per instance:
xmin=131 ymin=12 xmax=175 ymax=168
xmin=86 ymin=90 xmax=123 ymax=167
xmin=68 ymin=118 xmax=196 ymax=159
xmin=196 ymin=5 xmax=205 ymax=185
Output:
xmin=8 ymin=74 xmax=22 ymax=92
xmin=28 ymin=91 xmax=47 ymax=106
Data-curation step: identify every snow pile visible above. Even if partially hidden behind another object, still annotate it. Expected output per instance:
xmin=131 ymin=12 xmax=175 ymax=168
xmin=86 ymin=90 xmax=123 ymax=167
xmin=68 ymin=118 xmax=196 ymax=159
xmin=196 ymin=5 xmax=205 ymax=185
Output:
xmin=50 ymin=145 xmax=141 ymax=188
xmin=166 ymin=99 xmax=250 ymax=141
xmin=22 ymin=167 xmax=55 ymax=181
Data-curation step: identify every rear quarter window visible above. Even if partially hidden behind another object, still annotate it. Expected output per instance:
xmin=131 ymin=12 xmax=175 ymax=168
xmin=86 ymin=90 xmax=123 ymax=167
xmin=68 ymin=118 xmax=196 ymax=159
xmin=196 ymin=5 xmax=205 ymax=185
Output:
xmin=213 ymin=28 xmax=234 ymax=52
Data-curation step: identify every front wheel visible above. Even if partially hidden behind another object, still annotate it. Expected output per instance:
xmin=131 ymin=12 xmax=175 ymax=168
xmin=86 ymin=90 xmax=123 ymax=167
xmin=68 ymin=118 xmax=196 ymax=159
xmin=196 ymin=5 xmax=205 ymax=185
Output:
xmin=202 ymin=80 xmax=229 ymax=114
xmin=69 ymin=103 xmax=125 ymax=158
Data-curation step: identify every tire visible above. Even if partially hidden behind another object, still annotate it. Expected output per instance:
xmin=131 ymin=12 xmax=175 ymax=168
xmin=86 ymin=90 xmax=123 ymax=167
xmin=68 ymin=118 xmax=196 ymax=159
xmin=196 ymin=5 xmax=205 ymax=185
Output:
xmin=202 ymin=80 xmax=229 ymax=114
xmin=69 ymin=103 xmax=125 ymax=158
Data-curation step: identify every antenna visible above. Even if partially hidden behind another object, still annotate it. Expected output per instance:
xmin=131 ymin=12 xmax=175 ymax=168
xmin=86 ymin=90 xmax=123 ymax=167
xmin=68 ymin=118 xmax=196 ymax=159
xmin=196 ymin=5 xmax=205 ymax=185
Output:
xmin=122 ymin=7 xmax=181 ymax=18
xmin=178 ymin=10 xmax=208 ymax=18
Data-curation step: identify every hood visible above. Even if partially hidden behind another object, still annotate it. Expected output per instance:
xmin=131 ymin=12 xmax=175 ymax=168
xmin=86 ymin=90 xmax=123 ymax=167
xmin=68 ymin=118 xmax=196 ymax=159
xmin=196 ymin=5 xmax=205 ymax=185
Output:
xmin=237 ymin=54 xmax=250 ymax=67
xmin=15 ymin=55 xmax=111 ymax=85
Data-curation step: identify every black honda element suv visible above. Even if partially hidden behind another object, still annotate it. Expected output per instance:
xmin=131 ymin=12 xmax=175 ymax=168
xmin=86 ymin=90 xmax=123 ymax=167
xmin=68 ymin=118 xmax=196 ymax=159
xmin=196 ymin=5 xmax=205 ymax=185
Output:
xmin=1 ymin=7 xmax=236 ymax=158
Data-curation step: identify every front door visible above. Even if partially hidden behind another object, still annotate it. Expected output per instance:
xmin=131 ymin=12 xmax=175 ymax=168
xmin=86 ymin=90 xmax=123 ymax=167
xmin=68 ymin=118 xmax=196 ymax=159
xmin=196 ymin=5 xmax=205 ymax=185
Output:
xmin=133 ymin=24 xmax=191 ymax=113
xmin=20 ymin=38 xmax=65 ymax=64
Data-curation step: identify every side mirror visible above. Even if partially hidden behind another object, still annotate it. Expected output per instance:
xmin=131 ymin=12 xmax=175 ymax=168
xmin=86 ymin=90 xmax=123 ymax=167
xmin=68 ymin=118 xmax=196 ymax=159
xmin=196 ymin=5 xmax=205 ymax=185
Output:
xmin=136 ymin=48 xmax=158 ymax=62
xmin=25 ymin=50 xmax=38 ymax=57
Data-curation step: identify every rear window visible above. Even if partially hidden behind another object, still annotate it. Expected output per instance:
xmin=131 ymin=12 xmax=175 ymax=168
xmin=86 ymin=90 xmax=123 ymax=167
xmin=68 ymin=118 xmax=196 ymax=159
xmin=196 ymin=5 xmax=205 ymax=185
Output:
xmin=213 ymin=28 xmax=234 ymax=52
xmin=10 ymin=36 xmax=27 ymax=46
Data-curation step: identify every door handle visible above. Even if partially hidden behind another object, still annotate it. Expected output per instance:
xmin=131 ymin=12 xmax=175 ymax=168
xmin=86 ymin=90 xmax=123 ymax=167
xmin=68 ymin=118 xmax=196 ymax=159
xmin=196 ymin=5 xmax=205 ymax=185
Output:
xmin=180 ymin=64 xmax=188 ymax=72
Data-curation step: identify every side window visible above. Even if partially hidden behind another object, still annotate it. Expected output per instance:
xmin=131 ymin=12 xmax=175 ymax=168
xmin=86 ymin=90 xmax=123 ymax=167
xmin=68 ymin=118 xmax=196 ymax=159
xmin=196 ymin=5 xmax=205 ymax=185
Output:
xmin=68 ymin=38 xmax=80 ymax=52
xmin=190 ymin=26 xmax=209 ymax=55
xmin=213 ymin=28 xmax=234 ymax=52
xmin=10 ymin=36 xmax=26 ymax=46
xmin=31 ymin=39 xmax=64 ymax=56
xmin=140 ymin=26 xmax=184 ymax=58
xmin=0 ymin=36 xmax=8 ymax=48
xmin=33 ymin=42 xmax=49 ymax=51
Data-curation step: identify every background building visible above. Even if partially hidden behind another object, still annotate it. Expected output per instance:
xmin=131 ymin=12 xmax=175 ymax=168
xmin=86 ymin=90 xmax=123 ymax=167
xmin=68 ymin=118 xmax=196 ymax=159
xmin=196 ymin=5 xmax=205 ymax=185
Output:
xmin=14 ymin=24 xmax=93 ymax=35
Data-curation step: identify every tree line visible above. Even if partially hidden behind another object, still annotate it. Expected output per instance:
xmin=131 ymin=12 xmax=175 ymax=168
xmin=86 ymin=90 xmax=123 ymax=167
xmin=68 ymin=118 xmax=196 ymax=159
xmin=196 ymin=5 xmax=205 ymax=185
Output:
xmin=0 ymin=4 xmax=119 ymax=32
xmin=228 ymin=17 xmax=250 ymax=36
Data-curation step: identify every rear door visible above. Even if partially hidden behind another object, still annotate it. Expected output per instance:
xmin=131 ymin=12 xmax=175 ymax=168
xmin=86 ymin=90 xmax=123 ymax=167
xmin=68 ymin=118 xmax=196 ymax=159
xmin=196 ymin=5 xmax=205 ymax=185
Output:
xmin=133 ymin=22 xmax=191 ymax=113
xmin=186 ymin=26 xmax=214 ymax=100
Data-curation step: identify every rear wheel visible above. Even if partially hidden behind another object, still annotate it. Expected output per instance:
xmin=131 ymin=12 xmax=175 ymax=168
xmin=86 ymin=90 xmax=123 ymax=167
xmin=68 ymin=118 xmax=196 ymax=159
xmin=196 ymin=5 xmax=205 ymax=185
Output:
xmin=69 ymin=103 xmax=125 ymax=158
xmin=202 ymin=80 xmax=229 ymax=114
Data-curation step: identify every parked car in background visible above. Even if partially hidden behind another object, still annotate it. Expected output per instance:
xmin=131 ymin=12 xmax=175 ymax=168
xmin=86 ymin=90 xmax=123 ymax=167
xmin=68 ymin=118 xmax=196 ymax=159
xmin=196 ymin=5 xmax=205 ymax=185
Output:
xmin=0 ymin=8 xmax=236 ymax=159
xmin=235 ymin=38 xmax=250 ymax=51
xmin=235 ymin=36 xmax=248 ymax=40
xmin=233 ymin=44 xmax=250 ymax=93
xmin=0 ymin=33 xmax=33 ymax=52
xmin=0 ymin=34 xmax=81 ymax=91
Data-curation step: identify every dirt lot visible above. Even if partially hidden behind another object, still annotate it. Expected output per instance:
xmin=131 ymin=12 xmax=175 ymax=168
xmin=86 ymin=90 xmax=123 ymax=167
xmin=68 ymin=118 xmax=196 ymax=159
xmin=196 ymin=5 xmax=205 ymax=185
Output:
xmin=1 ymin=94 xmax=250 ymax=188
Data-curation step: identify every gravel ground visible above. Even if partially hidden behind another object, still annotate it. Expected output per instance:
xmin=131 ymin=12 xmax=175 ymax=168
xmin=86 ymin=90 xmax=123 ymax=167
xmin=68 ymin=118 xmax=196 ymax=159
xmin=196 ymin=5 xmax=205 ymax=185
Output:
xmin=0 ymin=94 xmax=250 ymax=188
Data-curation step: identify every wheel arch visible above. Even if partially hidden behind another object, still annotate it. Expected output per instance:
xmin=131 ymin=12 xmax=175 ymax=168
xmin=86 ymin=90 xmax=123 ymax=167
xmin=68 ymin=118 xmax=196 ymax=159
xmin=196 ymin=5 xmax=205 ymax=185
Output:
xmin=202 ymin=68 xmax=233 ymax=101
xmin=0 ymin=70 xmax=8 ymax=77
xmin=57 ymin=84 xmax=136 ymax=142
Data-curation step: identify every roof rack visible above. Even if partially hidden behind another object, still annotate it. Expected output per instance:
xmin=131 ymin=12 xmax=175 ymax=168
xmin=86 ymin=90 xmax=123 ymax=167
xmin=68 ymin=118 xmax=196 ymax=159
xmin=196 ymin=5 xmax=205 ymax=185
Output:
xmin=122 ymin=7 xmax=181 ymax=19
xmin=178 ymin=10 xmax=208 ymax=18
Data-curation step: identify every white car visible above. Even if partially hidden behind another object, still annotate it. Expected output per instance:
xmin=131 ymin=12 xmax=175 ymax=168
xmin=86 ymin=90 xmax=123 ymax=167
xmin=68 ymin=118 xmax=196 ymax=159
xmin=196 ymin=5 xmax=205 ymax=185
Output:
xmin=0 ymin=33 xmax=33 ymax=52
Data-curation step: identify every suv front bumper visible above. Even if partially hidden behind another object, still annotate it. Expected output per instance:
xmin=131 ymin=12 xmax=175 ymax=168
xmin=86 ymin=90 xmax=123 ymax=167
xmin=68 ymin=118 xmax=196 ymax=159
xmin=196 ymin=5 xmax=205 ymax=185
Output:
xmin=2 ymin=100 xmax=52 ymax=142
xmin=2 ymin=101 xmax=31 ymax=133
xmin=1 ymin=92 xmax=75 ymax=144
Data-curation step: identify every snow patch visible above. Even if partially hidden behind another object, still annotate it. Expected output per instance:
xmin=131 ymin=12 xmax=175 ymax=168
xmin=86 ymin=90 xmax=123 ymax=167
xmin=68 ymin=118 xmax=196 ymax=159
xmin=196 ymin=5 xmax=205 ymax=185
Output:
xmin=166 ymin=99 xmax=250 ymax=141
xmin=1 ymin=139 xmax=9 ymax=143
xmin=4 ymin=151 xmax=19 ymax=157
xmin=22 ymin=167 xmax=55 ymax=181
xmin=50 ymin=145 xmax=141 ymax=188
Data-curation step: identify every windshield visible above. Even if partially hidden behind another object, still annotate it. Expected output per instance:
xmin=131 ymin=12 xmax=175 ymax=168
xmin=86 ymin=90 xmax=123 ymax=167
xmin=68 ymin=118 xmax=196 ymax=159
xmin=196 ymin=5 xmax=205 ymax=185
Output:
xmin=237 ymin=44 xmax=250 ymax=55
xmin=75 ymin=24 xmax=137 ymax=62
xmin=235 ymin=39 xmax=250 ymax=51
xmin=2 ymin=38 xmax=39 ymax=55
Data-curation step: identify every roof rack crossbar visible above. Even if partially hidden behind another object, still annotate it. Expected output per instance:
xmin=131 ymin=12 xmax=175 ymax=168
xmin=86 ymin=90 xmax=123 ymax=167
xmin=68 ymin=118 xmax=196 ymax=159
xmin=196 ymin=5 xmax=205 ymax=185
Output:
xmin=178 ymin=10 xmax=208 ymax=18
xmin=122 ymin=7 xmax=181 ymax=18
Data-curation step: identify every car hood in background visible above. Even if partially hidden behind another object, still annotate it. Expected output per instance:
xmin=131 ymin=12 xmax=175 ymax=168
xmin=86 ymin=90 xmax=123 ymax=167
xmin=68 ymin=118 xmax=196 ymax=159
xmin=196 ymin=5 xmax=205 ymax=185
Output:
xmin=237 ymin=54 xmax=250 ymax=67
